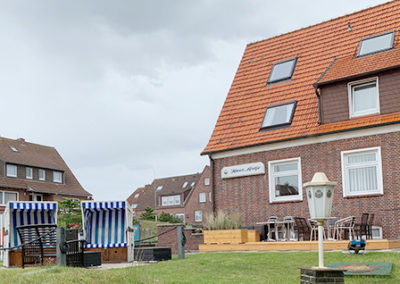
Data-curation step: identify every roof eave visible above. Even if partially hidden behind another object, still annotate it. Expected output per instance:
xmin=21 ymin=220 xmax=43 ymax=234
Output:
xmin=316 ymin=64 xmax=400 ymax=88
xmin=202 ymin=119 xmax=400 ymax=156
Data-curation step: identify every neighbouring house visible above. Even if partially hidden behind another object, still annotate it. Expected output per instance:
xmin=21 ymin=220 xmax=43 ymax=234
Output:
xmin=127 ymin=186 xmax=147 ymax=212
xmin=202 ymin=1 xmax=400 ymax=239
xmin=128 ymin=166 xmax=212 ymax=225
xmin=0 ymin=137 xmax=92 ymax=214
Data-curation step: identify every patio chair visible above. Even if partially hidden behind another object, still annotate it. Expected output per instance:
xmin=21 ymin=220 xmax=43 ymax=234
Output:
xmin=283 ymin=216 xmax=296 ymax=240
xmin=334 ymin=216 xmax=356 ymax=240
xmin=293 ymin=217 xmax=312 ymax=241
xmin=326 ymin=217 xmax=339 ymax=240
xmin=266 ymin=216 xmax=278 ymax=241
xmin=354 ymin=213 xmax=369 ymax=239
xmin=366 ymin=213 xmax=375 ymax=240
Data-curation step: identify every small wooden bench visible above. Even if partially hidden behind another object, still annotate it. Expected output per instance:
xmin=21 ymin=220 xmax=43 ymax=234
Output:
xmin=16 ymin=224 xmax=57 ymax=268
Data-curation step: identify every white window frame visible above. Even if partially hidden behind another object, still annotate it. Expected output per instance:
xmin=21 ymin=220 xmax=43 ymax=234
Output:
xmin=204 ymin=178 xmax=210 ymax=186
xmin=195 ymin=210 xmax=202 ymax=222
xmin=268 ymin=157 xmax=302 ymax=203
xmin=341 ymin=147 xmax=383 ymax=197
xmin=176 ymin=213 xmax=184 ymax=221
xmin=39 ymin=169 xmax=46 ymax=181
xmin=371 ymin=226 xmax=383 ymax=239
xmin=199 ymin=192 xmax=206 ymax=203
xmin=6 ymin=164 xmax=17 ymax=177
xmin=30 ymin=193 xmax=43 ymax=201
xmin=348 ymin=77 xmax=380 ymax=118
xmin=0 ymin=190 xmax=19 ymax=205
xmin=209 ymin=192 xmax=212 ymax=202
xmin=134 ymin=193 xmax=140 ymax=199
xmin=161 ymin=195 xmax=181 ymax=206
xmin=53 ymin=171 xmax=62 ymax=183
xmin=132 ymin=203 xmax=138 ymax=209
xmin=26 ymin=167 xmax=33 ymax=179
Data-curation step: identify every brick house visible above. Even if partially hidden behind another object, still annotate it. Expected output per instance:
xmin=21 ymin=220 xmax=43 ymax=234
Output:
xmin=127 ymin=186 xmax=147 ymax=212
xmin=202 ymin=1 xmax=400 ymax=239
xmin=129 ymin=166 xmax=212 ymax=225
xmin=0 ymin=137 xmax=92 ymax=214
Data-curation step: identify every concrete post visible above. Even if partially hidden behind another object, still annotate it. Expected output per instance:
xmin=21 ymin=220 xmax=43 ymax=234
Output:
xmin=317 ymin=221 xmax=324 ymax=268
xmin=177 ymin=225 xmax=185 ymax=259
xmin=56 ymin=227 xmax=67 ymax=266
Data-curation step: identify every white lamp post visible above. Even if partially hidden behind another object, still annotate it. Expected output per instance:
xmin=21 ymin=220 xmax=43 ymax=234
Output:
xmin=304 ymin=172 xmax=337 ymax=268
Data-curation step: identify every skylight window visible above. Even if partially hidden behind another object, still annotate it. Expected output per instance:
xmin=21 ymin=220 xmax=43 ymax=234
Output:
xmin=191 ymin=182 xmax=196 ymax=187
xmin=358 ymin=31 xmax=395 ymax=57
xmin=182 ymin=181 xmax=188 ymax=188
xmin=156 ymin=185 xmax=163 ymax=191
xmin=9 ymin=146 xmax=18 ymax=152
xmin=261 ymin=101 xmax=296 ymax=130
xmin=134 ymin=193 xmax=140 ymax=198
xmin=267 ymin=58 xmax=297 ymax=85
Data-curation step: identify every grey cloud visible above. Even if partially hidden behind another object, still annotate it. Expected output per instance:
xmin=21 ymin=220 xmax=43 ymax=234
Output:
xmin=0 ymin=0 xmax=387 ymax=200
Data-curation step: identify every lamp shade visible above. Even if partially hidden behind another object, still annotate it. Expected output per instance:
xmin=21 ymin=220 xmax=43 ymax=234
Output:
xmin=304 ymin=172 xmax=337 ymax=221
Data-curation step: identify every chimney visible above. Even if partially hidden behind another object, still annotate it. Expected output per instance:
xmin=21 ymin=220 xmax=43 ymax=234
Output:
xmin=17 ymin=138 xmax=25 ymax=143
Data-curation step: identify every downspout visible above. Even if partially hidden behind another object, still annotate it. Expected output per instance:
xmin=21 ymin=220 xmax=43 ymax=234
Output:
xmin=314 ymin=85 xmax=322 ymax=125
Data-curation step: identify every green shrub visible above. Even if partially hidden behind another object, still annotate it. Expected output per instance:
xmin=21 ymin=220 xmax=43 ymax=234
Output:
xmin=58 ymin=198 xmax=82 ymax=229
xmin=140 ymin=206 xmax=157 ymax=220
xmin=159 ymin=212 xmax=183 ymax=223
xmin=132 ymin=217 xmax=140 ymax=225
xmin=205 ymin=210 xmax=242 ymax=230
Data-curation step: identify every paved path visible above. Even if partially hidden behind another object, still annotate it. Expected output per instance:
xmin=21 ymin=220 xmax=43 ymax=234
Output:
xmin=92 ymin=262 xmax=149 ymax=270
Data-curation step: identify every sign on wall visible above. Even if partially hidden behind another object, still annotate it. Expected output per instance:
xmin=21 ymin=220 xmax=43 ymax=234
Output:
xmin=221 ymin=162 xmax=265 ymax=179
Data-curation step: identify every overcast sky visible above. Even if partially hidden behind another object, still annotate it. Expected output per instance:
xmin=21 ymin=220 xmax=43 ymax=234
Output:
xmin=0 ymin=0 xmax=388 ymax=200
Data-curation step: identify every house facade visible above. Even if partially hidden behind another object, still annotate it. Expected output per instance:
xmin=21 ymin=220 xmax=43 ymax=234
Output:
xmin=202 ymin=1 xmax=400 ymax=239
xmin=0 ymin=137 xmax=92 ymax=214
xmin=128 ymin=166 xmax=212 ymax=225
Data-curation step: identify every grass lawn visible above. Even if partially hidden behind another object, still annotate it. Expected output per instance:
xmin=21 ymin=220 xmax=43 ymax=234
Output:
xmin=139 ymin=220 xmax=172 ymax=242
xmin=0 ymin=251 xmax=399 ymax=284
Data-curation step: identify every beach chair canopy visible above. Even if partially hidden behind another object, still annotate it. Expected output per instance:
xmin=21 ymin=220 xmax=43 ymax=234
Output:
xmin=6 ymin=202 xmax=58 ymax=248
xmin=82 ymin=201 xmax=133 ymax=248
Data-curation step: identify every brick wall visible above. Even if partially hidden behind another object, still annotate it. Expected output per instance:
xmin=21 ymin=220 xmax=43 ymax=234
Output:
xmin=157 ymin=225 xmax=204 ymax=254
xmin=213 ymin=131 xmax=400 ymax=239
xmin=0 ymin=187 xmax=27 ymax=213
xmin=184 ymin=166 xmax=213 ymax=225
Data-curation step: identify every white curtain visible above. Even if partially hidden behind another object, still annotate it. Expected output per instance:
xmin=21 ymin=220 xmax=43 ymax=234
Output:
xmin=349 ymin=166 xmax=377 ymax=192
xmin=347 ymin=152 xmax=378 ymax=193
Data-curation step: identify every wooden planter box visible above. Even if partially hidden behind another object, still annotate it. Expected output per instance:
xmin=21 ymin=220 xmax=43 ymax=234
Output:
xmin=247 ymin=230 xmax=261 ymax=242
xmin=203 ymin=229 xmax=248 ymax=244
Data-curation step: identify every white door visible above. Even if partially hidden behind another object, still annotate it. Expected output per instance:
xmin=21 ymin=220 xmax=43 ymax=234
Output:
xmin=127 ymin=227 xmax=135 ymax=262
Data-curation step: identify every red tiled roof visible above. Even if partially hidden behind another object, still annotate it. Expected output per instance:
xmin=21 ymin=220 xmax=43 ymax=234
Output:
xmin=127 ymin=186 xmax=146 ymax=205
xmin=0 ymin=137 xmax=91 ymax=197
xmin=203 ymin=0 xmax=400 ymax=154
xmin=131 ymin=171 xmax=203 ymax=211
xmin=317 ymin=48 xmax=400 ymax=85
xmin=133 ymin=185 xmax=155 ymax=211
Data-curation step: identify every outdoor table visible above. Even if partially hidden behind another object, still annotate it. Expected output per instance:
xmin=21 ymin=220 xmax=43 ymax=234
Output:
xmin=256 ymin=220 xmax=286 ymax=241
